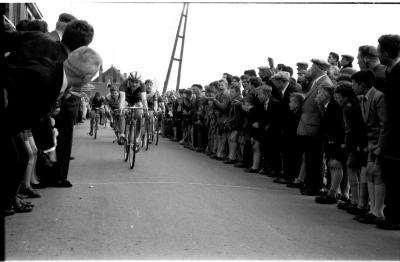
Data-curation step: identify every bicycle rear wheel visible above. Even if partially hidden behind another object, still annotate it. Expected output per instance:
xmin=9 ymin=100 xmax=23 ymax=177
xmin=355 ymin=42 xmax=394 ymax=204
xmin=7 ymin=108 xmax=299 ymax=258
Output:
xmin=128 ymin=123 xmax=136 ymax=169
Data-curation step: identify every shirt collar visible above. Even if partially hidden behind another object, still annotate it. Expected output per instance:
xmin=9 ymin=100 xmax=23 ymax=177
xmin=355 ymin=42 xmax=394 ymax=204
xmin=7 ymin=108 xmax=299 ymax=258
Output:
xmin=281 ymin=84 xmax=289 ymax=96
xmin=365 ymin=87 xmax=373 ymax=100
xmin=61 ymin=69 xmax=68 ymax=93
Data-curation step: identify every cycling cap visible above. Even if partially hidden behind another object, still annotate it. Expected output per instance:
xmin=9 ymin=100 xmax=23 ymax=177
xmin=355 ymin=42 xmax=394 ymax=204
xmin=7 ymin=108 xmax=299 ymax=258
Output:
xmin=128 ymin=71 xmax=141 ymax=82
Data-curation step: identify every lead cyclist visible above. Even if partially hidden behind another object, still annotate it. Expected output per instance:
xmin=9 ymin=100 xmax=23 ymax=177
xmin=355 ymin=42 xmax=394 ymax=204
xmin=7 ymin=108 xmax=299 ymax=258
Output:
xmin=118 ymin=71 xmax=149 ymax=147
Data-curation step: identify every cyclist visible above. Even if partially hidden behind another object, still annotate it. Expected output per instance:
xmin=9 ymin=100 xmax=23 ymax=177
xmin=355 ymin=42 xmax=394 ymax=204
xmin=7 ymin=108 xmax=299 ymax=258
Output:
xmin=118 ymin=71 xmax=149 ymax=146
xmin=88 ymin=91 xmax=105 ymax=136
xmin=144 ymin=79 xmax=158 ymax=141
xmin=105 ymin=84 xmax=123 ymax=138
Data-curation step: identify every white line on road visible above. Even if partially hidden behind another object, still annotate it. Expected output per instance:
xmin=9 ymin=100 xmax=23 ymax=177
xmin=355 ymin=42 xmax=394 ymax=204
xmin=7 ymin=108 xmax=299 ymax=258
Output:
xmin=74 ymin=181 xmax=286 ymax=192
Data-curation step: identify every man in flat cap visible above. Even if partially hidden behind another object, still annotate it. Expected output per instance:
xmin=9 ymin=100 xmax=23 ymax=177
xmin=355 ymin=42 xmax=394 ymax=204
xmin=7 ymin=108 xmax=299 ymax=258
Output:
xmin=339 ymin=54 xmax=357 ymax=83
xmin=296 ymin=62 xmax=309 ymax=72
xmin=48 ymin=13 xmax=77 ymax=42
xmin=357 ymin=45 xmax=386 ymax=92
xmin=297 ymin=58 xmax=334 ymax=196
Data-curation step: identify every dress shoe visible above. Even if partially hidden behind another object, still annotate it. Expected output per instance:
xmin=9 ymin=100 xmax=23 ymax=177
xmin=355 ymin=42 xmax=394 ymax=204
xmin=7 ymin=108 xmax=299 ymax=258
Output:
xmin=347 ymin=206 xmax=369 ymax=215
xmin=376 ymin=219 xmax=400 ymax=230
xmin=234 ymin=162 xmax=246 ymax=168
xmin=315 ymin=194 xmax=337 ymax=204
xmin=13 ymin=203 xmax=33 ymax=213
xmin=19 ymin=187 xmax=41 ymax=198
xmin=300 ymin=187 xmax=319 ymax=196
xmin=273 ymin=177 xmax=291 ymax=184
xmin=53 ymin=180 xmax=73 ymax=188
xmin=31 ymin=182 xmax=47 ymax=189
xmin=4 ymin=208 xmax=15 ymax=216
xmin=286 ymin=181 xmax=304 ymax=188
xmin=223 ymin=159 xmax=237 ymax=164
xmin=265 ymin=171 xmax=279 ymax=178
xmin=358 ymin=213 xmax=381 ymax=224
xmin=244 ymin=168 xmax=259 ymax=173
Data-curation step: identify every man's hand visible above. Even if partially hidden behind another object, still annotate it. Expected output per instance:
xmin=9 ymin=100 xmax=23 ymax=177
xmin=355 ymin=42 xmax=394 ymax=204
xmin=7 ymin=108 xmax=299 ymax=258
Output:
xmin=268 ymin=57 xmax=275 ymax=69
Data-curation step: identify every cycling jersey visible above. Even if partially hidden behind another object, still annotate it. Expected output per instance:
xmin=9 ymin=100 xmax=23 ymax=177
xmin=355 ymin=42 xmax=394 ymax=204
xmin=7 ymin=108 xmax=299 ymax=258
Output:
xmin=105 ymin=93 xmax=120 ymax=110
xmin=90 ymin=96 xmax=105 ymax=109
xmin=146 ymin=92 xmax=156 ymax=110
xmin=119 ymin=79 xmax=145 ymax=105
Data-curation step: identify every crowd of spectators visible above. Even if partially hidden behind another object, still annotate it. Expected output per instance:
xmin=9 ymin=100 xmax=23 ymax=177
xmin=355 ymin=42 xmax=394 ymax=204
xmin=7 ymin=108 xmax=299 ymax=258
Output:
xmin=1 ymin=13 xmax=102 ymax=216
xmin=159 ymin=38 xmax=400 ymax=230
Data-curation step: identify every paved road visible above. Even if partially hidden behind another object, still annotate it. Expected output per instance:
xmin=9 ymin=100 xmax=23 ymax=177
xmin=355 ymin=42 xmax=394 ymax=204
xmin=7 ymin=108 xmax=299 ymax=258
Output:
xmin=5 ymin=121 xmax=400 ymax=260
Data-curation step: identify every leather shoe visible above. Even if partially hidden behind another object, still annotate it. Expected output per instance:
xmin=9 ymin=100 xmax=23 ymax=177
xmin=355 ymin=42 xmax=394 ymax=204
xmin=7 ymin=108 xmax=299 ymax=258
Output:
xmin=53 ymin=180 xmax=73 ymax=188
xmin=244 ymin=168 xmax=259 ymax=173
xmin=315 ymin=194 xmax=337 ymax=204
xmin=273 ymin=177 xmax=291 ymax=184
xmin=358 ymin=213 xmax=381 ymax=224
xmin=234 ymin=162 xmax=246 ymax=168
xmin=286 ymin=181 xmax=304 ymax=188
xmin=347 ymin=206 xmax=369 ymax=215
xmin=300 ymin=187 xmax=319 ymax=196
xmin=19 ymin=187 xmax=41 ymax=198
xmin=223 ymin=159 xmax=237 ymax=164
xmin=31 ymin=182 xmax=47 ymax=189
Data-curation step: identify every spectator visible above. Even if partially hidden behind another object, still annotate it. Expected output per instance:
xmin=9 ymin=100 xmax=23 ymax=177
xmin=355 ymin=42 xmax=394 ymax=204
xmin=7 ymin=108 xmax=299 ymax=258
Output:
xmin=376 ymin=34 xmax=400 ymax=230
xmin=27 ymin=19 xmax=48 ymax=33
xmin=357 ymin=45 xmax=387 ymax=92
xmin=48 ymin=13 xmax=77 ymax=41
xmin=339 ymin=54 xmax=357 ymax=82
xmin=351 ymin=70 xmax=387 ymax=224
xmin=328 ymin=51 xmax=340 ymax=66
xmin=297 ymin=58 xmax=333 ymax=196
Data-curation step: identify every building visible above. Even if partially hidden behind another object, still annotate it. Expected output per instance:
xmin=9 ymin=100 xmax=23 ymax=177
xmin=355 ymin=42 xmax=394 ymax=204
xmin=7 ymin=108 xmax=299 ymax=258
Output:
xmin=3 ymin=3 xmax=43 ymax=29
xmin=90 ymin=65 xmax=126 ymax=97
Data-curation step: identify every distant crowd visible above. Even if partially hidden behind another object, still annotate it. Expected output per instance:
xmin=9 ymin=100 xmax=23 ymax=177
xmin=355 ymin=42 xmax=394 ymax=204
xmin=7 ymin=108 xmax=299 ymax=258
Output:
xmin=159 ymin=39 xmax=400 ymax=230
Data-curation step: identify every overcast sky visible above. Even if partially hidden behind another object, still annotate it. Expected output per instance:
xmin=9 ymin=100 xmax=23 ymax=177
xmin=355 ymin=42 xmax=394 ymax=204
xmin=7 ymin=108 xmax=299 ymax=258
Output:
xmin=37 ymin=1 xmax=400 ymax=92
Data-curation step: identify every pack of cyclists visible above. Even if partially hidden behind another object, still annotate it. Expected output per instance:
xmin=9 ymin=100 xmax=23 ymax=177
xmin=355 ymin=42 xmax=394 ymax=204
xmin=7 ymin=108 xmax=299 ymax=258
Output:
xmin=88 ymin=72 xmax=165 ymax=148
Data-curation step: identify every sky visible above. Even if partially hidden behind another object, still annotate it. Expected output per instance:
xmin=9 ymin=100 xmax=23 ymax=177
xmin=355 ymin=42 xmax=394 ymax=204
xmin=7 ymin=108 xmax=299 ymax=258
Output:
xmin=36 ymin=1 xmax=400 ymax=92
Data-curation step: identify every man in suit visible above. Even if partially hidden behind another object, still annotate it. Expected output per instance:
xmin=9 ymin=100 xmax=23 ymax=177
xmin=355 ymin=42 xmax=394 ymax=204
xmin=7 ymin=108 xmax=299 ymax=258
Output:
xmin=269 ymin=71 xmax=296 ymax=183
xmin=376 ymin=34 xmax=400 ymax=230
xmin=297 ymin=58 xmax=334 ymax=196
xmin=314 ymin=85 xmax=345 ymax=204
xmin=357 ymin=45 xmax=387 ymax=93
xmin=246 ymin=84 xmax=283 ymax=174
xmin=351 ymin=70 xmax=388 ymax=224
xmin=48 ymin=13 xmax=77 ymax=42
xmin=2 ymin=46 xmax=102 ymax=214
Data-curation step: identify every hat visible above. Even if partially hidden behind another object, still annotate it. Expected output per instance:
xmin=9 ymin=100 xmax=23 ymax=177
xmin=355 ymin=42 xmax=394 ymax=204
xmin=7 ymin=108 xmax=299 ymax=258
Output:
xmin=311 ymin=58 xmax=331 ymax=71
xmin=64 ymin=46 xmax=103 ymax=85
xmin=359 ymin=45 xmax=378 ymax=58
xmin=341 ymin=54 xmax=354 ymax=62
xmin=271 ymin=71 xmax=290 ymax=82
xmin=58 ymin=13 xmax=77 ymax=23
xmin=296 ymin=62 xmax=309 ymax=70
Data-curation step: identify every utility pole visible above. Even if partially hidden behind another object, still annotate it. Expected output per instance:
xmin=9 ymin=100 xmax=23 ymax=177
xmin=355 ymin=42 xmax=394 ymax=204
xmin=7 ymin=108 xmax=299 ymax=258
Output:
xmin=162 ymin=2 xmax=189 ymax=94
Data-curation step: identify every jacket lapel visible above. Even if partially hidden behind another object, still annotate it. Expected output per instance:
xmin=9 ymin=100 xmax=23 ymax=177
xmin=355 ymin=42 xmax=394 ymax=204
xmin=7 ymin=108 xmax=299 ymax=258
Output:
xmin=365 ymin=87 xmax=376 ymax=122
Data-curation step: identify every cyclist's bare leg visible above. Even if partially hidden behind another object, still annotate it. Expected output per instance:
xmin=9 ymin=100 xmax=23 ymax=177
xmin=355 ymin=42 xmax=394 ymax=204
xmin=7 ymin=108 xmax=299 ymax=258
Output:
xmin=134 ymin=107 xmax=144 ymax=145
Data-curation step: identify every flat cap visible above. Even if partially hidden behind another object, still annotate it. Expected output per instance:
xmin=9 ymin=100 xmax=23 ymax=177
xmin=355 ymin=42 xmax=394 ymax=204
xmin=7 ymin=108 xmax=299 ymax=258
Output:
xmin=358 ymin=45 xmax=378 ymax=58
xmin=311 ymin=58 xmax=331 ymax=71
xmin=296 ymin=62 xmax=309 ymax=68
xmin=58 ymin=13 xmax=77 ymax=23
xmin=271 ymin=71 xmax=290 ymax=82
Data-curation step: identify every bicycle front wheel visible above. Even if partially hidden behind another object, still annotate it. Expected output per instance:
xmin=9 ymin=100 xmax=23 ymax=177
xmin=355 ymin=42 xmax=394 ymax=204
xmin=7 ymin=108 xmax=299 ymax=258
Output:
xmin=123 ymin=124 xmax=130 ymax=162
xmin=128 ymin=123 xmax=136 ymax=169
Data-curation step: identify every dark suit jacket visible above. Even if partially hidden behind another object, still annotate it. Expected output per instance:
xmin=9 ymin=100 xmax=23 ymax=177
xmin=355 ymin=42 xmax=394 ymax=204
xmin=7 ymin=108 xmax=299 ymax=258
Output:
xmin=320 ymin=100 xmax=344 ymax=159
xmin=249 ymin=97 xmax=284 ymax=142
xmin=4 ymin=57 xmax=64 ymax=133
xmin=3 ymin=31 xmax=68 ymax=64
xmin=381 ymin=62 xmax=400 ymax=159
xmin=372 ymin=63 xmax=387 ymax=93
xmin=360 ymin=87 xmax=388 ymax=153
xmin=343 ymin=102 xmax=367 ymax=152
xmin=297 ymin=74 xmax=333 ymax=137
